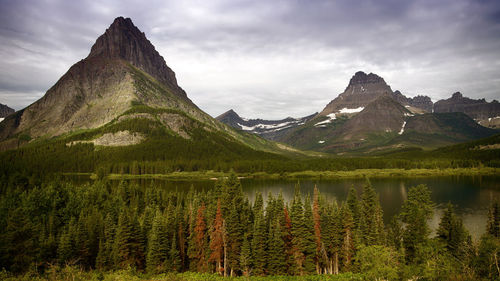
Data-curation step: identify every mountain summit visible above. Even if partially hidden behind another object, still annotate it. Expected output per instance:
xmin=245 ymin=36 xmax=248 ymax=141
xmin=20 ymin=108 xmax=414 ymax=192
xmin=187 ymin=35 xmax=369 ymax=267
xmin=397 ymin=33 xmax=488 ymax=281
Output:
xmin=87 ymin=17 xmax=188 ymax=101
xmin=319 ymin=71 xmax=394 ymax=116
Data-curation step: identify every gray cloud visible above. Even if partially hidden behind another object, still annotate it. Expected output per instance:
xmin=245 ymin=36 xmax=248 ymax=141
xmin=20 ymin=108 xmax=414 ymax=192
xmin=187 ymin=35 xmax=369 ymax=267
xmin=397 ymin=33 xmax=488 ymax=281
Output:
xmin=0 ymin=0 xmax=499 ymax=118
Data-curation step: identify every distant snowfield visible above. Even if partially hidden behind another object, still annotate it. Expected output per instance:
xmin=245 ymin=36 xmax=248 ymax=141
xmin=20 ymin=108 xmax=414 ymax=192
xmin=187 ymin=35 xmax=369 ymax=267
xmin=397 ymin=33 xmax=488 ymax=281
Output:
xmin=338 ymin=107 xmax=364 ymax=114
xmin=238 ymin=119 xmax=303 ymax=132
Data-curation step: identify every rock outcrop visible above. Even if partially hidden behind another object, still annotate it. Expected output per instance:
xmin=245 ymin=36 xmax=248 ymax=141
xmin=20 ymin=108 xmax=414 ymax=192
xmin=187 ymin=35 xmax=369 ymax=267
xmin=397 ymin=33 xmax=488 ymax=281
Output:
xmin=0 ymin=103 xmax=14 ymax=118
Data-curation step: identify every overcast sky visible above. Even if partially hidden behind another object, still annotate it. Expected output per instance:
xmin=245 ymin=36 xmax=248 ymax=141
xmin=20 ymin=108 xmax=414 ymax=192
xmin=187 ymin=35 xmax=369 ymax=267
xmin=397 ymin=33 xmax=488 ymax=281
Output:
xmin=0 ymin=0 xmax=499 ymax=119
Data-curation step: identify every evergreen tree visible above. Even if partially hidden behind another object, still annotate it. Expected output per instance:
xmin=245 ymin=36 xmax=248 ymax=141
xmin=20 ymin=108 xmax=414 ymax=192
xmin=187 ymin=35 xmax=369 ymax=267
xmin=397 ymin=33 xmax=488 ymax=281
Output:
xmin=346 ymin=186 xmax=360 ymax=228
xmin=290 ymin=184 xmax=306 ymax=274
xmin=252 ymin=205 xmax=267 ymax=275
xmin=146 ymin=209 xmax=169 ymax=273
xmin=359 ymin=179 xmax=384 ymax=245
xmin=169 ymin=233 xmax=182 ymax=272
xmin=303 ymin=195 xmax=317 ymax=274
xmin=267 ymin=219 xmax=286 ymax=275
xmin=115 ymin=208 xmax=145 ymax=269
xmin=436 ymin=203 xmax=472 ymax=259
xmin=340 ymin=205 xmax=355 ymax=272
xmin=312 ymin=186 xmax=323 ymax=274
xmin=399 ymin=184 xmax=434 ymax=262
xmin=282 ymin=206 xmax=297 ymax=275
xmin=209 ymin=200 xmax=225 ymax=274
xmin=240 ymin=233 xmax=252 ymax=276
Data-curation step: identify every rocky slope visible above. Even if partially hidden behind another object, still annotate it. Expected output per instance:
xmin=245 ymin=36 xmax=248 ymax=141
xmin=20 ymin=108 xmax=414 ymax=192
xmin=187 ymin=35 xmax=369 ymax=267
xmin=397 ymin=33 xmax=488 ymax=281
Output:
xmin=0 ymin=103 xmax=14 ymax=119
xmin=434 ymin=92 xmax=500 ymax=128
xmin=216 ymin=109 xmax=316 ymax=141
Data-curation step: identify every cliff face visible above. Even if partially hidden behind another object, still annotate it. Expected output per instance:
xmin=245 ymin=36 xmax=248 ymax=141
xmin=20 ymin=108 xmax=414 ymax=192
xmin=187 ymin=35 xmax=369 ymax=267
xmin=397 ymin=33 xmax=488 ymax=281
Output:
xmin=88 ymin=17 xmax=189 ymax=101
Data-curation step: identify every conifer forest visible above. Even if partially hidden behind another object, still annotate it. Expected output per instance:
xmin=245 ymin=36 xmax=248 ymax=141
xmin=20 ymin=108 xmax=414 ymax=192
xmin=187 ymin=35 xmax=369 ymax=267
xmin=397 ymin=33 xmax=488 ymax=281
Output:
xmin=1 ymin=174 xmax=500 ymax=280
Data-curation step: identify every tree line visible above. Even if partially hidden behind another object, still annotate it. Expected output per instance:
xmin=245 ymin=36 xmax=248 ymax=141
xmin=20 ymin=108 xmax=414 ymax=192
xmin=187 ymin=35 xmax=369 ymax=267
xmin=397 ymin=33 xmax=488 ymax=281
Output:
xmin=0 ymin=175 xmax=499 ymax=280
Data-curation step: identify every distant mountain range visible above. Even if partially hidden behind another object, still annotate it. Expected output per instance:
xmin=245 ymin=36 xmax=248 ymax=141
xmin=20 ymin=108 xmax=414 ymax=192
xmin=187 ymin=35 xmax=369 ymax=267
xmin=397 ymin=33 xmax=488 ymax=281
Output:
xmin=216 ymin=109 xmax=316 ymax=141
xmin=219 ymin=71 xmax=498 ymax=154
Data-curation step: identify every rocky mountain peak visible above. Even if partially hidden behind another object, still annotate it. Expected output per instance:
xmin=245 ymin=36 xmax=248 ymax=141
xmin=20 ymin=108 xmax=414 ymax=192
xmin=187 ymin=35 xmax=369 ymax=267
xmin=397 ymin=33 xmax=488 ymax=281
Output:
xmin=452 ymin=92 xmax=463 ymax=99
xmin=88 ymin=17 xmax=187 ymax=99
xmin=348 ymin=71 xmax=385 ymax=87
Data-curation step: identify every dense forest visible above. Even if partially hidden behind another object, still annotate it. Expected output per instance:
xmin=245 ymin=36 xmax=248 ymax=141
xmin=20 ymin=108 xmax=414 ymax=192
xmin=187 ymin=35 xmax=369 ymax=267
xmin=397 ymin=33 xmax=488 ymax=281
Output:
xmin=1 ymin=174 xmax=499 ymax=280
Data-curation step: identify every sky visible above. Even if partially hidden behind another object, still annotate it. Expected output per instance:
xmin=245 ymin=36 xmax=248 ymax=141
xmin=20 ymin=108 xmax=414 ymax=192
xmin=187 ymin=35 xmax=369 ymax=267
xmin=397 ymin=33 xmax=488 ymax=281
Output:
xmin=0 ymin=0 xmax=499 ymax=119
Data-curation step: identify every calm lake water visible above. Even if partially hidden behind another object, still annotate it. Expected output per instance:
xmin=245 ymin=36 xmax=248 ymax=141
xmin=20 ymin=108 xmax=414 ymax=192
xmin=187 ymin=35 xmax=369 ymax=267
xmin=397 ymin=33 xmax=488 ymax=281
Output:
xmin=71 ymin=175 xmax=500 ymax=240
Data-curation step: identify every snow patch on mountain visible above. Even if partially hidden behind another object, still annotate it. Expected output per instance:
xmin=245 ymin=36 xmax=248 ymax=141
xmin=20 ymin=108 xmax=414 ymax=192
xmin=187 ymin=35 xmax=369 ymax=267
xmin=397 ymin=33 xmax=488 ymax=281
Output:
xmin=339 ymin=107 xmax=364 ymax=114
xmin=398 ymin=121 xmax=406 ymax=135
xmin=314 ymin=113 xmax=336 ymax=127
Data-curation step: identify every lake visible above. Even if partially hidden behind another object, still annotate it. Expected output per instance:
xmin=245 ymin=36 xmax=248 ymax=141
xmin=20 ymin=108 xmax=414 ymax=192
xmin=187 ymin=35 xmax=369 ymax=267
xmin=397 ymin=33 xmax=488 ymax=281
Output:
xmin=70 ymin=175 xmax=500 ymax=240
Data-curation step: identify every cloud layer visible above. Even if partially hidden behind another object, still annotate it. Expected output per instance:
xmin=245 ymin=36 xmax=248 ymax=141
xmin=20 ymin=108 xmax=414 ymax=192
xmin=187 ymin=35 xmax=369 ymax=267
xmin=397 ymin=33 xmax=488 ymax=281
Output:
xmin=0 ymin=0 xmax=499 ymax=119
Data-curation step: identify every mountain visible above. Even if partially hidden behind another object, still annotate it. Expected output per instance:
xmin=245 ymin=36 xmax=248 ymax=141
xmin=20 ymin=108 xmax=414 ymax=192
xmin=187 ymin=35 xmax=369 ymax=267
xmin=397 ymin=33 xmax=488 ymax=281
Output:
xmin=0 ymin=103 xmax=14 ymax=120
xmin=318 ymin=71 xmax=432 ymax=119
xmin=392 ymin=90 xmax=433 ymax=113
xmin=434 ymin=92 xmax=500 ymax=128
xmin=0 ymin=17 xmax=206 ymax=141
xmin=275 ymin=72 xmax=497 ymax=154
xmin=216 ymin=109 xmax=316 ymax=141
xmin=0 ymin=17 xmax=300 ymax=166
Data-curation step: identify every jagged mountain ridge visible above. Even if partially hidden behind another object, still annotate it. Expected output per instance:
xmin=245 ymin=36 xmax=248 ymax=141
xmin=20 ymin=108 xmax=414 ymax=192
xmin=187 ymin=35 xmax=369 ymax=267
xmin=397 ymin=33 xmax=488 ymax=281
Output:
xmin=434 ymin=92 xmax=500 ymax=128
xmin=216 ymin=109 xmax=316 ymax=141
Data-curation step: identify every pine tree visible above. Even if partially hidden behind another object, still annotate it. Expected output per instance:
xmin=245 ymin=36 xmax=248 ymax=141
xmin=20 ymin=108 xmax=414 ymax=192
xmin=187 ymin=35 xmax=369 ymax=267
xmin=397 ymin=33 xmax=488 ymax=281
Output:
xmin=340 ymin=205 xmax=355 ymax=272
xmin=209 ymin=200 xmax=225 ymax=275
xmin=290 ymin=184 xmax=306 ymax=274
xmin=436 ymin=202 xmax=472 ymax=259
xmin=146 ymin=209 xmax=169 ymax=273
xmin=399 ymin=184 xmax=434 ymax=262
xmin=303 ymin=195 xmax=317 ymax=274
xmin=170 ymin=233 xmax=182 ymax=272
xmin=191 ymin=203 xmax=208 ymax=272
xmin=359 ymin=179 xmax=384 ymax=245
xmin=282 ymin=206 xmax=297 ymax=275
xmin=267 ymin=219 xmax=286 ymax=275
xmin=252 ymin=205 xmax=267 ymax=275
xmin=115 ymin=208 xmax=145 ymax=269
xmin=346 ymin=186 xmax=360 ymax=228
xmin=58 ymin=219 xmax=76 ymax=265
xmin=312 ymin=186 xmax=323 ymax=274
xmin=240 ymin=233 xmax=252 ymax=276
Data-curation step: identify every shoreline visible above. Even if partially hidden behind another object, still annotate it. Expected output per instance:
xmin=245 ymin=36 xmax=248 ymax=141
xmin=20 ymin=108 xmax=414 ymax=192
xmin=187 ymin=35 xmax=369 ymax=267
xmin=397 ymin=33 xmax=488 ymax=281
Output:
xmin=64 ymin=167 xmax=500 ymax=181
